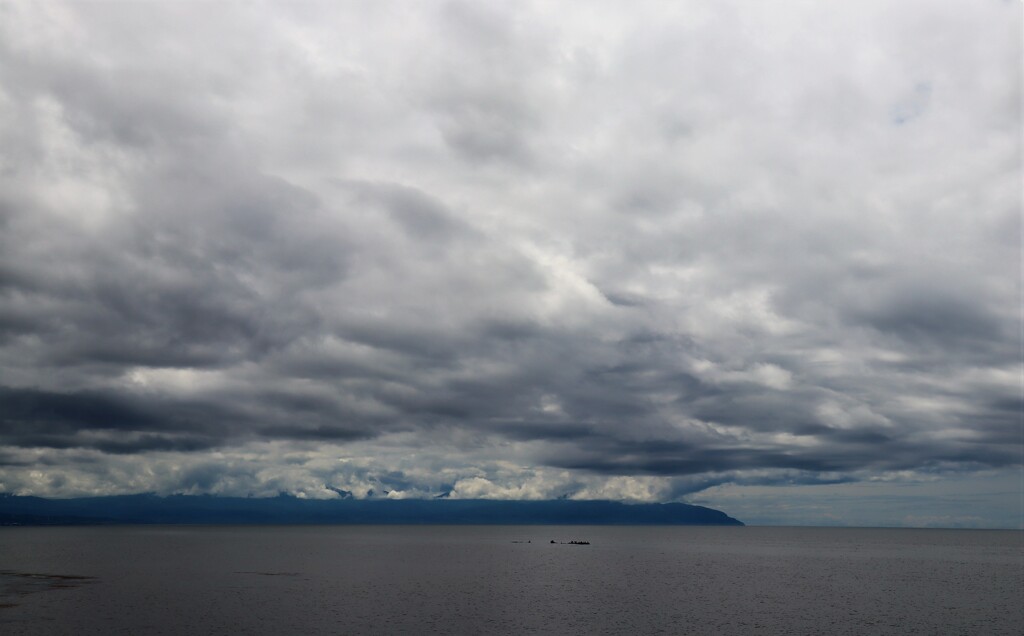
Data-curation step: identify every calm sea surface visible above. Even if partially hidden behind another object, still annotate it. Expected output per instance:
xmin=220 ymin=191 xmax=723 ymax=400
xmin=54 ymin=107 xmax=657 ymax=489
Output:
xmin=0 ymin=525 xmax=1020 ymax=635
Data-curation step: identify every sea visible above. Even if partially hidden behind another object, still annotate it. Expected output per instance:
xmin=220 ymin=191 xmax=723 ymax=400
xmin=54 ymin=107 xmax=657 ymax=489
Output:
xmin=1 ymin=525 xmax=1020 ymax=635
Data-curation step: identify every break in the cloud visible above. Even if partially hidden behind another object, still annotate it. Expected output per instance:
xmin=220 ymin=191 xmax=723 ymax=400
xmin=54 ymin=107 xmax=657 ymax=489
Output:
xmin=0 ymin=1 xmax=1019 ymax=526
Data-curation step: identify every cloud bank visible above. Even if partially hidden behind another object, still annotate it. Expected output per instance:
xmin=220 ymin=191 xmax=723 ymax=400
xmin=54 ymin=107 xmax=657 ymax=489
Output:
xmin=0 ymin=1 xmax=1018 ymax=523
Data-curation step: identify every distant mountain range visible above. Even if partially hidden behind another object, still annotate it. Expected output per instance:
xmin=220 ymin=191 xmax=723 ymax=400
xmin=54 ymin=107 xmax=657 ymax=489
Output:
xmin=0 ymin=494 xmax=743 ymax=526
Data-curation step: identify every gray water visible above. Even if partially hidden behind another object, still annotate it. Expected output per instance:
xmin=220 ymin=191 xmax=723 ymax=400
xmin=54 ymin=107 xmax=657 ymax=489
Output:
xmin=1 ymin=525 xmax=1020 ymax=635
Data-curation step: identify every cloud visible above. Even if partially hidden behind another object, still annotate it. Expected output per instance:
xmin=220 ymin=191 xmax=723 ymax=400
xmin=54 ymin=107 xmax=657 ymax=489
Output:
xmin=0 ymin=1 xmax=1018 ymax=525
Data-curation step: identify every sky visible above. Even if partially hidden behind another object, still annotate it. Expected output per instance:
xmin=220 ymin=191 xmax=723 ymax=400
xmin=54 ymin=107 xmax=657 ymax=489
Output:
xmin=0 ymin=1 xmax=1020 ymax=528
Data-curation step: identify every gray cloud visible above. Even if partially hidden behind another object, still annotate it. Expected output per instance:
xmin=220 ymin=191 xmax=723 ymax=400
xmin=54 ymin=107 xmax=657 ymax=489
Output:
xmin=0 ymin=1 xmax=1018 ymax=525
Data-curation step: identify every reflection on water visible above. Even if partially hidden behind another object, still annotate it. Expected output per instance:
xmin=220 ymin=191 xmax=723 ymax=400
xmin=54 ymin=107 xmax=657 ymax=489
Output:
xmin=0 ymin=570 xmax=96 ymax=608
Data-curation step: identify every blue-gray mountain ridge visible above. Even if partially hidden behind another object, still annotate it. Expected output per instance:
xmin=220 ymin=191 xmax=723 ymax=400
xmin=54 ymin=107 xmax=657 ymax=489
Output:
xmin=0 ymin=494 xmax=743 ymax=526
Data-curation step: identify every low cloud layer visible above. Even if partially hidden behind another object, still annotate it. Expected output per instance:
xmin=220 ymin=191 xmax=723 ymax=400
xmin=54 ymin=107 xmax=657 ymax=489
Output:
xmin=0 ymin=2 xmax=1018 ymax=522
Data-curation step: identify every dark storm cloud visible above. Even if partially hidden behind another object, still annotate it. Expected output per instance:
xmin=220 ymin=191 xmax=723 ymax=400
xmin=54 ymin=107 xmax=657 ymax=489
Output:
xmin=851 ymin=289 xmax=1009 ymax=358
xmin=0 ymin=387 xmax=167 ymax=433
xmin=0 ymin=387 xmax=226 ymax=455
xmin=0 ymin=1 xmax=1017 ymax=509
xmin=0 ymin=382 xmax=383 ymax=453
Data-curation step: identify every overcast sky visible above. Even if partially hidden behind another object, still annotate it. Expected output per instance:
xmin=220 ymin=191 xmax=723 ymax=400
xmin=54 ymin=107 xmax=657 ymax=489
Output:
xmin=0 ymin=1 xmax=1019 ymax=527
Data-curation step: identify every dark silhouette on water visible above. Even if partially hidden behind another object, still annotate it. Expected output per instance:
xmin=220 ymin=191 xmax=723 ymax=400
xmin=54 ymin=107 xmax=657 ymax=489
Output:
xmin=552 ymin=540 xmax=590 ymax=545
